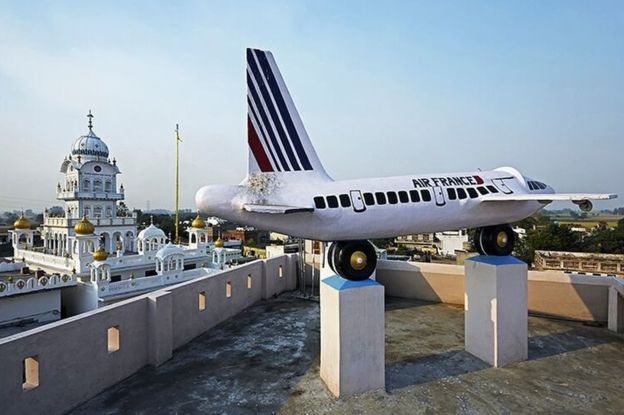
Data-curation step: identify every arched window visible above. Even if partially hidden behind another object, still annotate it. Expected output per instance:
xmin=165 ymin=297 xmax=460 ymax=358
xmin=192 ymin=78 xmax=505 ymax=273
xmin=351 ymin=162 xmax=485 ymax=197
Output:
xmin=106 ymin=208 xmax=112 ymax=217
xmin=93 ymin=180 xmax=102 ymax=192
xmin=84 ymin=207 xmax=91 ymax=217
xmin=105 ymin=181 xmax=112 ymax=192
xmin=94 ymin=206 xmax=102 ymax=218
xmin=83 ymin=179 xmax=90 ymax=191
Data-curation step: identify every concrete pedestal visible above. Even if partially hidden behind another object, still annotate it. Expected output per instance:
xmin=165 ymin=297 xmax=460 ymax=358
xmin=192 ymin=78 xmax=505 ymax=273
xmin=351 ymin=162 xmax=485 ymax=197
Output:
xmin=608 ymin=283 xmax=624 ymax=333
xmin=320 ymin=276 xmax=385 ymax=397
xmin=464 ymin=256 xmax=528 ymax=367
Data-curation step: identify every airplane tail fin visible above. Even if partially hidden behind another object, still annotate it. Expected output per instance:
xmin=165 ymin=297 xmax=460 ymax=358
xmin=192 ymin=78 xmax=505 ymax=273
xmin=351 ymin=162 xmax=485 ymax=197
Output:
xmin=246 ymin=48 xmax=331 ymax=181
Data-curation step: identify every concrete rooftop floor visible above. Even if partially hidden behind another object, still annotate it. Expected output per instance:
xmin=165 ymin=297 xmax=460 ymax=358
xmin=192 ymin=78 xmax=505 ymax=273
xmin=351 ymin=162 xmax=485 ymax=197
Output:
xmin=70 ymin=294 xmax=624 ymax=414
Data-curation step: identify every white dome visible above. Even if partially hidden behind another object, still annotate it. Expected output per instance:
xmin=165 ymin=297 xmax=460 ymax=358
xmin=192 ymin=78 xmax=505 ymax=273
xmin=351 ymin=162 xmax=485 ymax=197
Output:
xmin=72 ymin=129 xmax=109 ymax=158
xmin=138 ymin=224 xmax=166 ymax=240
xmin=156 ymin=243 xmax=185 ymax=260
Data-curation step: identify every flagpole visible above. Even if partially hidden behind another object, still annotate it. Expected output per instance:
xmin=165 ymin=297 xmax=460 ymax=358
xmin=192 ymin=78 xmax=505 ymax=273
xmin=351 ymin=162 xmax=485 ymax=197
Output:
xmin=175 ymin=123 xmax=181 ymax=244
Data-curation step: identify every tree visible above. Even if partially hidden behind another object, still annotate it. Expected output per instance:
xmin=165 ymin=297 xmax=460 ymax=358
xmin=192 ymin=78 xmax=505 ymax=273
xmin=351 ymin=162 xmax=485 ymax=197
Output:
xmin=395 ymin=245 xmax=408 ymax=256
xmin=245 ymin=238 xmax=256 ymax=248
xmin=513 ymin=224 xmax=583 ymax=265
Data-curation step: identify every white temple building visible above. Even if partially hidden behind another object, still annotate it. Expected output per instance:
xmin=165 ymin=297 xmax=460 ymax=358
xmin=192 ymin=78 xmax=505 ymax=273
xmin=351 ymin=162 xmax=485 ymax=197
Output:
xmin=4 ymin=112 xmax=242 ymax=320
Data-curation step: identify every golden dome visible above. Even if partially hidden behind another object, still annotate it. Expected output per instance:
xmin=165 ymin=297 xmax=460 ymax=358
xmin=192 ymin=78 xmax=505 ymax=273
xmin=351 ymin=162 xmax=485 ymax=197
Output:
xmin=74 ymin=216 xmax=95 ymax=235
xmin=92 ymin=247 xmax=108 ymax=261
xmin=191 ymin=214 xmax=206 ymax=229
xmin=214 ymin=237 xmax=224 ymax=248
xmin=13 ymin=215 xmax=31 ymax=229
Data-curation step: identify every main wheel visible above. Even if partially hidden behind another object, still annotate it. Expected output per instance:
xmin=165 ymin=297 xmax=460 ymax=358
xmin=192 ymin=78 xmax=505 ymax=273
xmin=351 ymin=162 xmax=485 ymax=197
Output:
xmin=330 ymin=240 xmax=377 ymax=281
xmin=474 ymin=224 xmax=515 ymax=256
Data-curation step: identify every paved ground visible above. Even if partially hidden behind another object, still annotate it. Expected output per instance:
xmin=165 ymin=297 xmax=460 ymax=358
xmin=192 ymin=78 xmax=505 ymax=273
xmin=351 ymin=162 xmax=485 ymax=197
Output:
xmin=70 ymin=294 xmax=624 ymax=414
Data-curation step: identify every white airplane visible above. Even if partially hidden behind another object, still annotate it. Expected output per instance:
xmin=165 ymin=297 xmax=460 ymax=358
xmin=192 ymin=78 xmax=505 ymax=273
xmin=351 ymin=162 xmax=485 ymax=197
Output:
xmin=196 ymin=48 xmax=616 ymax=280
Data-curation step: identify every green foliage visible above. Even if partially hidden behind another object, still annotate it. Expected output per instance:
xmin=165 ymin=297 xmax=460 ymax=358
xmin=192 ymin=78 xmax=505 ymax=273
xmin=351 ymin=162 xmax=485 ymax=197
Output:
xmin=395 ymin=245 xmax=409 ymax=256
xmin=245 ymin=238 xmax=256 ymax=247
xmin=513 ymin=215 xmax=624 ymax=265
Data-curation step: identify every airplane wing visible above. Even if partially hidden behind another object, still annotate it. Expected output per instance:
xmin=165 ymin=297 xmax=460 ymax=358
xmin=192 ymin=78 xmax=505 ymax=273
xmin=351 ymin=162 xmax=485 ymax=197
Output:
xmin=242 ymin=204 xmax=314 ymax=214
xmin=481 ymin=193 xmax=617 ymax=203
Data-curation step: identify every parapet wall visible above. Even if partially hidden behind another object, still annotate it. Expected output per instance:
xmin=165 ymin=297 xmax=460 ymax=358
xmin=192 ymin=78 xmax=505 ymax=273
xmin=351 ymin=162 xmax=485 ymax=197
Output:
xmin=376 ymin=260 xmax=611 ymax=322
xmin=0 ymin=254 xmax=297 ymax=415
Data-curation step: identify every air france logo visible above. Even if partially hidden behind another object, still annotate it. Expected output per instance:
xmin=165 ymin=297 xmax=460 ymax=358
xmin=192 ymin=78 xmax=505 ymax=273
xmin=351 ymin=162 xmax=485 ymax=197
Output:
xmin=412 ymin=175 xmax=484 ymax=188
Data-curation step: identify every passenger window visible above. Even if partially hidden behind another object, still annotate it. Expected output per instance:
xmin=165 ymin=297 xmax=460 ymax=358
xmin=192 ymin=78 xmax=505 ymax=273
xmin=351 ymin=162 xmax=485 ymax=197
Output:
xmin=477 ymin=186 xmax=488 ymax=195
xmin=447 ymin=188 xmax=457 ymax=200
xmin=467 ymin=188 xmax=478 ymax=198
xmin=375 ymin=192 xmax=387 ymax=205
xmin=314 ymin=196 xmax=326 ymax=209
xmin=409 ymin=190 xmax=420 ymax=202
xmin=398 ymin=191 xmax=409 ymax=203
xmin=387 ymin=192 xmax=398 ymax=204
xmin=339 ymin=194 xmax=351 ymax=208
xmin=363 ymin=192 xmax=375 ymax=206
xmin=486 ymin=185 xmax=498 ymax=193
xmin=538 ymin=182 xmax=547 ymax=189
xmin=421 ymin=189 xmax=432 ymax=202
xmin=327 ymin=195 xmax=339 ymax=208
xmin=528 ymin=181 xmax=535 ymax=190
xmin=457 ymin=188 xmax=467 ymax=199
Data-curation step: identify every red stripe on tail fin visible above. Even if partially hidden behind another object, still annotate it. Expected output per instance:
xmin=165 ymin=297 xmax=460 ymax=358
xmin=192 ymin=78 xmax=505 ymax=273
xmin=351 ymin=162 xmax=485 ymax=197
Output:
xmin=247 ymin=116 xmax=273 ymax=172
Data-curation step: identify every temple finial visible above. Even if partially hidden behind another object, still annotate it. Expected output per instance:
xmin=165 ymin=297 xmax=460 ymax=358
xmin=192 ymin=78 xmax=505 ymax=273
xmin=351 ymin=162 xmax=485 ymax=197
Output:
xmin=87 ymin=110 xmax=94 ymax=130
xmin=150 ymin=215 xmax=154 ymax=225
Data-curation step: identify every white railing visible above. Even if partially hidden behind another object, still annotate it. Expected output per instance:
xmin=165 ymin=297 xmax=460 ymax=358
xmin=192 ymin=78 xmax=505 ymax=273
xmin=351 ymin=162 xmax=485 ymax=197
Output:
xmin=16 ymin=250 xmax=74 ymax=270
xmin=0 ymin=274 xmax=76 ymax=298
xmin=56 ymin=191 xmax=124 ymax=200
xmin=44 ymin=217 xmax=137 ymax=227
xmin=100 ymin=268 xmax=214 ymax=297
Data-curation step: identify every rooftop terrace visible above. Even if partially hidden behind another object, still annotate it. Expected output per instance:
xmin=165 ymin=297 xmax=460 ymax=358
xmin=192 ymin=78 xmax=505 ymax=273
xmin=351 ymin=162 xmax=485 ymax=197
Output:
xmin=70 ymin=295 xmax=624 ymax=414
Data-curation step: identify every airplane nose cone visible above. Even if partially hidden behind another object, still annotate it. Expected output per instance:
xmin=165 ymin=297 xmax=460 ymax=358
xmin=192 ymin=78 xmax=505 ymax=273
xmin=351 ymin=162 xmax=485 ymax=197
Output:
xmin=195 ymin=186 xmax=212 ymax=214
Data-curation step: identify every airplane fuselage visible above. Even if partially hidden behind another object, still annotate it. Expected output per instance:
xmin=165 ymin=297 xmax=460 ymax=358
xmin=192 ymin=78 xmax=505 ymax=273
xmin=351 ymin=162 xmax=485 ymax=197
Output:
xmin=196 ymin=166 xmax=551 ymax=241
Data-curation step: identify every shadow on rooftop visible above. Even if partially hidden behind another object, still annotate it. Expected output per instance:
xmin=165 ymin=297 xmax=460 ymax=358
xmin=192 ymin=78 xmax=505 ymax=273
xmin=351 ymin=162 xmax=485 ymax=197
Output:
xmin=385 ymin=349 xmax=489 ymax=392
xmin=528 ymin=327 xmax=614 ymax=360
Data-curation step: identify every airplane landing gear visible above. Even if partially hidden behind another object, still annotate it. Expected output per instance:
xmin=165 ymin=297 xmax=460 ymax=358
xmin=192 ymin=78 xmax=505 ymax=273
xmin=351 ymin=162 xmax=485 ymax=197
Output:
xmin=328 ymin=240 xmax=377 ymax=281
xmin=474 ymin=224 xmax=516 ymax=256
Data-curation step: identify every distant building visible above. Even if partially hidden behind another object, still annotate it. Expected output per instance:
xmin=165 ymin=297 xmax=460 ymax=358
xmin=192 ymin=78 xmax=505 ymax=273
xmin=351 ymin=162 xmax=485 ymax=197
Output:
xmin=223 ymin=227 xmax=270 ymax=248
xmin=0 ymin=261 xmax=77 ymax=327
xmin=534 ymin=250 xmax=624 ymax=277
xmin=395 ymin=230 xmax=469 ymax=257
xmin=4 ymin=112 xmax=243 ymax=322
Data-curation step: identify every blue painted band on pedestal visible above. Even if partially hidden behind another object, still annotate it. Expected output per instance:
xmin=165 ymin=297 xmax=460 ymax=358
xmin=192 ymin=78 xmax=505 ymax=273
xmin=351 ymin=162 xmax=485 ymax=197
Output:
xmin=322 ymin=276 xmax=380 ymax=291
xmin=467 ymin=255 xmax=526 ymax=266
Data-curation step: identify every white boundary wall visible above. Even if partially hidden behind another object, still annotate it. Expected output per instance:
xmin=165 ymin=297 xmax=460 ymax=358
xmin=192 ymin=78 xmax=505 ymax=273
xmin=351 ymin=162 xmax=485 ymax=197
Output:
xmin=0 ymin=254 xmax=297 ymax=415
xmin=376 ymin=260 xmax=613 ymax=322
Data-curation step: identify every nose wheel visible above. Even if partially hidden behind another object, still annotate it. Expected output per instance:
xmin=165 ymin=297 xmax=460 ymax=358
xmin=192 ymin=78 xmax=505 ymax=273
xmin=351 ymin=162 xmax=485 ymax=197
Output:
xmin=474 ymin=224 xmax=516 ymax=256
xmin=328 ymin=240 xmax=377 ymax=281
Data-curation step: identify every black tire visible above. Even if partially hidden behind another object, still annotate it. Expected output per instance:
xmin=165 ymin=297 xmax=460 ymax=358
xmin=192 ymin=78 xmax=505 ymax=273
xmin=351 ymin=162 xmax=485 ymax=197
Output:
xmin=330 ymin=240 xmax=377 ymax=281
xmin=474 ymin=228 xmax=485 ymax=255
xmin=479 ymin=224 xmax=515 ymax=256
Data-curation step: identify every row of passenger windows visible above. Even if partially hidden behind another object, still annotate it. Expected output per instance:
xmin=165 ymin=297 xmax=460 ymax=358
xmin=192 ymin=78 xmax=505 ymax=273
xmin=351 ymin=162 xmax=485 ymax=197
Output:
xmin=313 ymin=185 xmax=500 ymax=209
xmin=527 ymin=180 xmax=547 ymax=191
xmin=447 ymin=185 xmax=499 ymax=200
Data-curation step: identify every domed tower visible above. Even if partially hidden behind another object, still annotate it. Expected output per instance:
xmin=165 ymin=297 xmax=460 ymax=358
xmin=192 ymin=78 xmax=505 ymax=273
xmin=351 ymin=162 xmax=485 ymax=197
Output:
xmin=187 ymin=213 xmax=209 ymax=250
xmin=69 ymin=216 xmax=100 ymax=273
xmin=10 ymin=213 xmax=34 ymax=251
xmin=42 ymin=111 xmax=138 ymax=257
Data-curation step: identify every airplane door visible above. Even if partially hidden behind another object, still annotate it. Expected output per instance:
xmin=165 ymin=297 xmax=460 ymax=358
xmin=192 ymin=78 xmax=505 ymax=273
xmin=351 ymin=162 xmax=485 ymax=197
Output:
xmin=492 ymin=178 xmax=514 ymax=194
xmin=433 ymin=186 xmax=446 ymax=207
xmin=350 ymin=190 xmax=366 ymax=213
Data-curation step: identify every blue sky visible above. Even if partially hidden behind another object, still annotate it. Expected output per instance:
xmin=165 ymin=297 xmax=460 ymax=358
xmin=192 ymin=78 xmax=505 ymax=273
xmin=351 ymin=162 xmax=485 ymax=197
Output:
xmin=0 ymin=1 xmax=622 ymax=211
